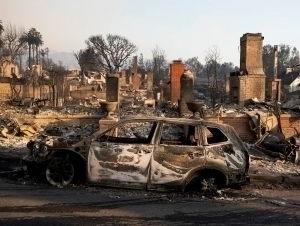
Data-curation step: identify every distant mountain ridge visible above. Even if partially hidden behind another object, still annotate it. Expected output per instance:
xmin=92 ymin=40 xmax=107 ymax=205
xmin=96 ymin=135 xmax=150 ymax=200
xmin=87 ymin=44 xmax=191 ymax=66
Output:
xmin=48 ymin=51 xmax=79 ymax=69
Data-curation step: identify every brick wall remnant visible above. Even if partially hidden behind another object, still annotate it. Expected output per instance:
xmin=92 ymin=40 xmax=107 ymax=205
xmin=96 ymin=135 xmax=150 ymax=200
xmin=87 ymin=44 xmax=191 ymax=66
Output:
xmin=131 ymin=73 xmax=140 ymax=90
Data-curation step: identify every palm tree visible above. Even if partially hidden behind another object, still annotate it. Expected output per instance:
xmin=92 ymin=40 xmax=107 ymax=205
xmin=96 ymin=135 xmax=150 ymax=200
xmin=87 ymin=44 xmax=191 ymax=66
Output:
xmin=0 ymin=20 xmax=3 ymax=34
xmin=45 ymin=47 xmax=49 ymax=59
xmin=40 ymin=49 xmax=46 ymax=68
xmin=0 ymin=20 xmax=4 ymax=50
xmin=20 ymin=28 xmax=43 ymax=68
xmin=33 ymin=30 xmax=43 ymax=65
xmin=19 ymin=28 xmax=36 ymax=68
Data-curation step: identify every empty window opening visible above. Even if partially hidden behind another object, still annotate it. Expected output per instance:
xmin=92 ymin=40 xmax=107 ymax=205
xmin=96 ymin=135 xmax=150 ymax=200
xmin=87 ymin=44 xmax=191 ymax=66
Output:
xmin=204 ymin=127 xmax=228 ymax=144
xmin=98 ymin=121 xmax=157 ymax=144
xmin=160 ymin=123 xmax=199 ymax=146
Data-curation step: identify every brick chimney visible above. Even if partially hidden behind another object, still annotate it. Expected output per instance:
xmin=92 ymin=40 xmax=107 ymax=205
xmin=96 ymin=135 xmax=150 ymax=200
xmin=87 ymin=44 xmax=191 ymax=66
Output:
xmin=240 ymin=33 xmax=264 ymax=75
xmin=229 ymin=33 xmax=266 ymax=105
xmin=170 ymin=60 xmax=185 ymax=103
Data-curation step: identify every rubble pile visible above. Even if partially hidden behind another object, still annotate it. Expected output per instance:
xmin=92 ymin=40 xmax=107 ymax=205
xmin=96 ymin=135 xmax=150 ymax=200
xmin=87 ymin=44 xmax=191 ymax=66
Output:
xmin=119 ymin=99 xmax=179 ymax=118
xmin=0 ymin=116 xmax=39 ymax=138
xmin=281 ymin=98 xmax=300 ymax=113
xmin=200 ymin=97 xmax=300 ymax=117
xmin=117 ymin=122 xmax=153 ymax=138
xmin=0 ymin=102 xmax=103 ymax=116
xmin=34 ymin=105 xmax=103 ymax=116
xmin=0 ymin=104 xmax=101 ymax=160
xmin=33 ymin=123 xmax=99 ymax=147
xmin=251 ymin=158 xmax=300 ymax=177
xmin=246 ymin=142 xmax=300 ymax=182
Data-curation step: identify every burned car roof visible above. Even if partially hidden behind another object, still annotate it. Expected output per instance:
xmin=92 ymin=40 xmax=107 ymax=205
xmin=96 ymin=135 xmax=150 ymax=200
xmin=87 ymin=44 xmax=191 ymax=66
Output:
xmin=73 ymin=116 xmax=241 ymax=148
xmin=103 ymin=115 xmax=234 ymax=131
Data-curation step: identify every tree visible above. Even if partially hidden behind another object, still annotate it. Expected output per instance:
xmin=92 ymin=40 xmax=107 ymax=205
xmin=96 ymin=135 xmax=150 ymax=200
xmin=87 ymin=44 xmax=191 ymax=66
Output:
xmin=1 ymin=23 xmax=28 ymax=71
xmin=45 ymin=47 xmax=49 ymax=60
xmin=40 ymin=48 xmax=47 ymax=69
xmin=263 ymin=44 xmax=300 ymax=77
xmin=219 ymin=62 xmax=237 ymax=80
xmin=33 ymin=30 xmax=43 ymax=65
xmin=205 ymin=46 xmax=221 ymax=106
xmin=138 ymin=53 xmax=145 ymax=71
xmin=85 ymin=34 xmax=138 ymax=73
xmin=152 ymin=45 xmax=168 ymax=86
xmin=278 ymin=44 xmax=291 ymax=74
xmin=48 ymin=63 xmax=67 ymax=106
xmin=262 ymin=44 xmax=274 ymax=77
xmin=185 ymin=57 xmax=203 ymax=78
xmin=0 ymin=20 xmax=3 ymax=35
xmin=0 ymin=20 xmax=4 ymax=50
xmin=143 ymin=59 xmax=152 ymax=73
xmin=74 ymin=48 xmax=97 ymax=83
xmin=289 ymin=47 xmax=300 ymax=68
xmin=19 ymin=28 xmax=37 ymax=68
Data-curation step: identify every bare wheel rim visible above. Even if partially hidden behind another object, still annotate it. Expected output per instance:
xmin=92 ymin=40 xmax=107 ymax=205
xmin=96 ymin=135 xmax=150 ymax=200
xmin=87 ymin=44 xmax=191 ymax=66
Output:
xmin=46 ymin=157 xmax=74 ymax=186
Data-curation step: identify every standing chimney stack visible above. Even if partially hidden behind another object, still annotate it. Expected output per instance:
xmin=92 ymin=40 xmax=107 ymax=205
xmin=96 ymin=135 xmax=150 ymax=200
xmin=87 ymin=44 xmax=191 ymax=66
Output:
xmin=273 ymin=45 xmax=278 ymax=79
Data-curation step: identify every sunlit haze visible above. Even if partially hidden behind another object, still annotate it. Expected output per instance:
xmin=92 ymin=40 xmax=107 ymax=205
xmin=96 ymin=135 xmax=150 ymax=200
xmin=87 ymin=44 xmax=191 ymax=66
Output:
xmin=1 ymin=0 xmax=299 ymax=66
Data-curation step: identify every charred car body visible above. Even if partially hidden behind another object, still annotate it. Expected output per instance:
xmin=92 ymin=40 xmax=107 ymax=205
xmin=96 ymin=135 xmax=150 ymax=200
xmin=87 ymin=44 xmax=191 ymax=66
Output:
xmin=25 ymin=116 xmax=249 ymax=191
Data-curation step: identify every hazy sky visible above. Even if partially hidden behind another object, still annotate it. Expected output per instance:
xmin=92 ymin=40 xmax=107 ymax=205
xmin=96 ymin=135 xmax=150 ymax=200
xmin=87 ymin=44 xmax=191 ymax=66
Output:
xmin=1 ymin=0 xmax=299 ymax=66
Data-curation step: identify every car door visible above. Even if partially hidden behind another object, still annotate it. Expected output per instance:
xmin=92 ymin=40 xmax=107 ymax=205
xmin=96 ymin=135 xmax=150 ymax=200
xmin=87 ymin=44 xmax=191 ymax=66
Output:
xmin=87 ymin=120 xmax=157 ymax=189
xmin=149 ymin=122 xmax=206 ymax=190
xmin=202 ymin=125 xmax=247 ymax=175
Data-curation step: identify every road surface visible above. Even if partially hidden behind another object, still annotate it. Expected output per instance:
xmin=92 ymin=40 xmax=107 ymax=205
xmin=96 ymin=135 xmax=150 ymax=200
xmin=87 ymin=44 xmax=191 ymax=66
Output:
xmin=0 ymin=171 xmax=300 ymax=225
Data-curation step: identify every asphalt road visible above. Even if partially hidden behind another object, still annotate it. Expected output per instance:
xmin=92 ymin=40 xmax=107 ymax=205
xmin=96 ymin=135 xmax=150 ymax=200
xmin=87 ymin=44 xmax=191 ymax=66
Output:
xmin=1 ymin=171 xmax=300 ymax=226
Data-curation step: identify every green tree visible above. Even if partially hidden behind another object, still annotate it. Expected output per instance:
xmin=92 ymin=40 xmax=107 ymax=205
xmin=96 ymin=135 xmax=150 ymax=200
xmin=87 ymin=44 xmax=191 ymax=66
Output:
xmin=138 ymin=53 xmax=145 ymax=74
xmin=185 ymin=57 xmax=203 ymax=77
xmin=0 ymin=20 xmax=4 ymax=35
xmin=74 ymin=48 xmax=101 ymax=83
xmin=262 ymin=44 xmax=274 ymax=77
xmin=0 ymin=20 xmax=4 ymax=50
xmin=289 ymin=47 xmax=300 ymax=68
xmin=219 ymin=62 xmax=238 ymax=79
xmin=278 ymin=44 xmax=291 ymax=74
xmin=263 ymin=44 xmax=300 ymax=76
xmin=86 ymin=34 xmax=138 ymax=73
xmin=33 ymin=30 xmax=43 ymax=65
xmin=19 ymin=28 xmax=36 ymax=68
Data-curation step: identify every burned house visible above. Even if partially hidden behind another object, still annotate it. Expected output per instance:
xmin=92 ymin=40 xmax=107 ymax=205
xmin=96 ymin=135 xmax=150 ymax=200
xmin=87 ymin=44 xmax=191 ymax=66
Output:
xmin=0 ymin=55 xmax=19 ymax=77
xmin=229 ymin=33 xmax=266 ymax=105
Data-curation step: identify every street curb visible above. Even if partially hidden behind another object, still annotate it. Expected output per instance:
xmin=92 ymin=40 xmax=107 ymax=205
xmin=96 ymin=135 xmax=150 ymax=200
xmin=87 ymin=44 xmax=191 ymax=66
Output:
xmin=249 ymin=173 xmax=300 ymax=185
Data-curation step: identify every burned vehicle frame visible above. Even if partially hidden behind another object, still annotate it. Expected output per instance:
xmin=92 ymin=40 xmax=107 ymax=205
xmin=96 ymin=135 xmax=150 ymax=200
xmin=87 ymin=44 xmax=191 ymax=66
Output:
xmin=25 ymin=116 xmax=249 ymax=191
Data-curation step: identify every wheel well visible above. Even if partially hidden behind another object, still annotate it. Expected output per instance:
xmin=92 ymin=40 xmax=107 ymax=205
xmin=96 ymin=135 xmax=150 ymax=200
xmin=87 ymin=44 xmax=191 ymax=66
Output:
xmin=185 ymin=169 xmax=227 ymax=191
xmin=51 ymin=150 xmax=86 ymax=183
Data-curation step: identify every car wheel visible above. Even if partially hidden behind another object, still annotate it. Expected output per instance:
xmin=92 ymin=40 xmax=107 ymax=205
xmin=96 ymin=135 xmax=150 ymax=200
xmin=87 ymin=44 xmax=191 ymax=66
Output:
xmin=46 ymin=157 xmax=74 ymax=186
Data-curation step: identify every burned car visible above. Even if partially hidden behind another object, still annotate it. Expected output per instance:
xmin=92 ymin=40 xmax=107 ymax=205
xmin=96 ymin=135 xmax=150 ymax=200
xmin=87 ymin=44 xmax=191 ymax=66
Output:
xmin=25 ymin=116 xmax=249 ymax=191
